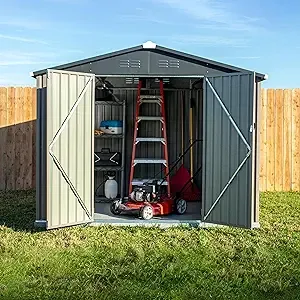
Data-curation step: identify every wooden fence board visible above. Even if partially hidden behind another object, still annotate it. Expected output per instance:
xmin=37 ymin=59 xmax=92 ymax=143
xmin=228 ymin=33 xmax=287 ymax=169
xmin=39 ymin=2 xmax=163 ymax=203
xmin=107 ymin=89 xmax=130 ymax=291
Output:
xmin=6 ymin=88 xmax=16 ymax=190
xmin=266 ymin=89 xmax=275 ymax=191
xmin=31 ymin=88 xmax=37 ymax=188
xmin=25 ymin=87 xmax=33 ymax=189
xmin=14 ymin=87 xmax=24 ymax=189
xmin=283 ymin=89 xmax=292 ymax=191
xmin=0 ymin=88 xmax=7 ymax=127
xmin=275 ymin=89 xmax=284 ymax=191
xmin=259 ymin=88 xmax=267 ymax=191
xmin=292 ymin=89 xmax=300 ymax=190
xmin=0 ymin=88 xmax=7 ymax=189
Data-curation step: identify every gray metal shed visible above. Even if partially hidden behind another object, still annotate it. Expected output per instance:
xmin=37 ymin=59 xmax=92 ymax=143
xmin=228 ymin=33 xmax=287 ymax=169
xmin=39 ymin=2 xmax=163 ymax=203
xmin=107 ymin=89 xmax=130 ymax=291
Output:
xmin=32 ymin=41 xmax=266 ymax=230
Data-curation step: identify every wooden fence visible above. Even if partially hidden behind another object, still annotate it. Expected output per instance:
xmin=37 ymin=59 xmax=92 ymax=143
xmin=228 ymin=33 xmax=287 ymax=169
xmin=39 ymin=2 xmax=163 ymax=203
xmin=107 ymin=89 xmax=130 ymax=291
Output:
xmin=260 ymin=88 xmax=300 ymax=191
xmin=0 ymin=87 xmax=36 ymax=190
xmin=0 ymin=86 xmax=299 ymax=191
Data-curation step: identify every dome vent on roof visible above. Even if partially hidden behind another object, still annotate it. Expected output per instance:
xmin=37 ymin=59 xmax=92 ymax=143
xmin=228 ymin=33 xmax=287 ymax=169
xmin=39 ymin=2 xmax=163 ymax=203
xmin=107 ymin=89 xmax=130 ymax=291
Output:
xmin=142 ymin=41 xmax=157 ymax=49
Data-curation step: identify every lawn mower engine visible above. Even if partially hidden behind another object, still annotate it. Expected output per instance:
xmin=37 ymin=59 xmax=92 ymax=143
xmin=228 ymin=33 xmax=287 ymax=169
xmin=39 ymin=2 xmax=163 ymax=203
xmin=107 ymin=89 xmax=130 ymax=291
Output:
xmin=129 ymin=183 xmax=158 ymax=203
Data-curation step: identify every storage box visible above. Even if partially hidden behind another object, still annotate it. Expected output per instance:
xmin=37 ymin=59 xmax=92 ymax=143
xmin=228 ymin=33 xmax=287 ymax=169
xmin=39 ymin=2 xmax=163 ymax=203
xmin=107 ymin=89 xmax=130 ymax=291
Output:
xmin=94 ymin=148 xmax=121 ymax=166
xmin=100 ymin=120 xmax=123 ymax=134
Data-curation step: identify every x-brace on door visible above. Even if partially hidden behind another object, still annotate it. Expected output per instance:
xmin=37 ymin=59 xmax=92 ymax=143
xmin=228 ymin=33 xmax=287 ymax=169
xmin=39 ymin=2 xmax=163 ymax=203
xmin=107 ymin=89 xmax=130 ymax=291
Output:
xmin=46 ymin=69 xmax=95 ymax=229
xmin=202 ymin=73 xmax=256 ymax=228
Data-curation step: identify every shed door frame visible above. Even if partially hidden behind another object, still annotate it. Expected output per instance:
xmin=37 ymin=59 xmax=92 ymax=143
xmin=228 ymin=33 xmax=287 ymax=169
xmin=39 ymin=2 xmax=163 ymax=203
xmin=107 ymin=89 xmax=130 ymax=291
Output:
xmin=46 ymin=69 xmax=95 ymax=229
xmin=202 ymin=72 xmax=256 ymax=227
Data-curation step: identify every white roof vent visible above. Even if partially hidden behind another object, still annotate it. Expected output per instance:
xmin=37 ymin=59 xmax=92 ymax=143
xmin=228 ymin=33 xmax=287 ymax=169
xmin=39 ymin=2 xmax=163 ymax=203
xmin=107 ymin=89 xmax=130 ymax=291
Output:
xmin=142 ymin=41 xmax=157 ymax=49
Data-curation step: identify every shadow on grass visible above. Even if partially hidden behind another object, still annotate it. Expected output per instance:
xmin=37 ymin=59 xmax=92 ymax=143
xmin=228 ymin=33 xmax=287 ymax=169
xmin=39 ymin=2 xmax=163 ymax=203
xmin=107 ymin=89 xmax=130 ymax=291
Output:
xmin=0 ymin=189 xmax=36 ymax=231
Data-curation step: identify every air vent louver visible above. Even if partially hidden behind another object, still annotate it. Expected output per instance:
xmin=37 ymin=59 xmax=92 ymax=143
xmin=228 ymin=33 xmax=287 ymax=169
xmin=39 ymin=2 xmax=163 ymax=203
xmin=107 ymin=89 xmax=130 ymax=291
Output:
xmin=155 ymin=78 xmax=170 ymax=83
xmin=125 ymin=78 xmax=140 ymax=84
xmin=120 ymin=60 xmax=141 ymax=68
xmin=169 ymin=60 xmax=180 ymax=68
xmin=158 ymin=60 xmax=180 ymax=68
xmin=158 ymin=60 xmax=169 ymax=68
xmin=120 ymin=60 xmax=130 ymax=68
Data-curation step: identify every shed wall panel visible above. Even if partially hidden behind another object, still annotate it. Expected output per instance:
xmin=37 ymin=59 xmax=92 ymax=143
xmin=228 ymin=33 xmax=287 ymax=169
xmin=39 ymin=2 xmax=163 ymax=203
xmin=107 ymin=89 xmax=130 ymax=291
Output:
xmin=252 ymin=81 xmax=260 ymax=225
xmin=55 ymin=51 xmax=227 ymax=77
xmin=66 ymin=52 xmax=148 ymax=75
xmin=203 ymin=73 xmax=254 ymax=228
xmin=36 ymin=74 xmax=47 ymax=222
xmin=46 ymin=70 xmax=94 ymax=229
xmin=149 ymin=52 xmax=226 ymax=76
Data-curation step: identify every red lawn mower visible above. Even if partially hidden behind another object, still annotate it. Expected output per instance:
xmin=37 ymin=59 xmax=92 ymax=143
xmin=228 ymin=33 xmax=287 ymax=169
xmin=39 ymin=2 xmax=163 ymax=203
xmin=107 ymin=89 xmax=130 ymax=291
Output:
xmin=110 ymin=140 xmax=202 ymax=220
xmin=110 ymin=181 xmax=186 ymax=220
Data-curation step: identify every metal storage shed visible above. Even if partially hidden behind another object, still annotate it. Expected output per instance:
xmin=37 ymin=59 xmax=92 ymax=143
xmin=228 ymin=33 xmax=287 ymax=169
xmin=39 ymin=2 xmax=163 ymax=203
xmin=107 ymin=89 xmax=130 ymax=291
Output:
xmin=32 ymin=41 xmax=266 ymax=230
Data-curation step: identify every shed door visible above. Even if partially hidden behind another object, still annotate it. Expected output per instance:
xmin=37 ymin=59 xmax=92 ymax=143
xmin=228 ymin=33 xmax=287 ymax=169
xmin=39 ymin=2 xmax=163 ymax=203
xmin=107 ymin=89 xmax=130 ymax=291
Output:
xmin=46 ymin=69 xmax=95 ymax=229
xmin=202 ymin=73 xmax=255 ymax=228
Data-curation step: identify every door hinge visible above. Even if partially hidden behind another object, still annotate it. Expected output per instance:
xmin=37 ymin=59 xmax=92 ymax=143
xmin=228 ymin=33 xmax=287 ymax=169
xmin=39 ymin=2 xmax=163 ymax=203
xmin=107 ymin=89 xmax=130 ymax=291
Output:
xmin=249 ymin=123 xmax=255 ymax=133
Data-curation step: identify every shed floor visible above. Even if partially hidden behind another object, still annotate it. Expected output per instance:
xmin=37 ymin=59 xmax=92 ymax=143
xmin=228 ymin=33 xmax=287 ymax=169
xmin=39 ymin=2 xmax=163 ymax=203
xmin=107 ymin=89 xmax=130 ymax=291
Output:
xmin=94 ymin=201 xmax=201 ymax=221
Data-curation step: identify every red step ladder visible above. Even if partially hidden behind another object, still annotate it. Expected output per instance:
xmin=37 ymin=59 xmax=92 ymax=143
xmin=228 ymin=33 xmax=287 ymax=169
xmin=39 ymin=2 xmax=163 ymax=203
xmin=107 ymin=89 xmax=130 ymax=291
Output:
xmin=129 ymin=79 xmax=171 ymax=196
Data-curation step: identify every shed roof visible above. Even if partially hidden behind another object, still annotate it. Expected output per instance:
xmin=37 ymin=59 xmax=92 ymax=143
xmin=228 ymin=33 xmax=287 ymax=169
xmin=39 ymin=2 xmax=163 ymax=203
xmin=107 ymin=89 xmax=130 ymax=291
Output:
xmin=32 ymin=41 xmax=266 ymax=80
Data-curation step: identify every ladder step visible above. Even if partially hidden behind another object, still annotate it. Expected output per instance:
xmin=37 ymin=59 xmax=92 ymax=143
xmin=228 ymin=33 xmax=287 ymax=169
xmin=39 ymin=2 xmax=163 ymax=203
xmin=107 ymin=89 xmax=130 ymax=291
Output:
xmin=138 ymin=116 xmax=163 ymax=121
xmin=134 ymin=159 xmax=167 ymax=164
xmin=132 ymin=179 xmax=168 ymax=186
xmin=140 ymin=95 xmax=162 ymax=100
xmin=140 ymin=99 xmax=161 ymax=104
xmin=136 ymin=137 xmax=165 ymax=142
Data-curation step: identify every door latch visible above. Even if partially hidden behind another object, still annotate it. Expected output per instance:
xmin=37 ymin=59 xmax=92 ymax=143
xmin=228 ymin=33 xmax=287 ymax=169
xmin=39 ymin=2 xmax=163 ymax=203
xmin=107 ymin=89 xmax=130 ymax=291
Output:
xmin=249 ymin=123 xmax=255 ymax=133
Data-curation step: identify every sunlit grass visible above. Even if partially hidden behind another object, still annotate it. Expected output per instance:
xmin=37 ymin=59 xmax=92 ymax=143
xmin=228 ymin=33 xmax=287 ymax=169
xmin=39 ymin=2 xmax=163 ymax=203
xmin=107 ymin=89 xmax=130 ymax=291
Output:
xmin=0 ymin=191 xmax=300 ymax=299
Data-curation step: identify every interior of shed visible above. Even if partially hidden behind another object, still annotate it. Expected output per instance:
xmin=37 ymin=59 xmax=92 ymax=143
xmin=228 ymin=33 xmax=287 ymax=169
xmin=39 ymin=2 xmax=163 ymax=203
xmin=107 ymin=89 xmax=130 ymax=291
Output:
xmin=93 ymin=76 xmax=203 ymax=222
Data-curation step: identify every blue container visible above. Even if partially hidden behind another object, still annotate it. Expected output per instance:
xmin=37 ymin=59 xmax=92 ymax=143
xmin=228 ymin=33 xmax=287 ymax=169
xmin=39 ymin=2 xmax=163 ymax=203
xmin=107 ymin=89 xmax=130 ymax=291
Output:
xmin=100 ymin=120 xmax=123 ymax=134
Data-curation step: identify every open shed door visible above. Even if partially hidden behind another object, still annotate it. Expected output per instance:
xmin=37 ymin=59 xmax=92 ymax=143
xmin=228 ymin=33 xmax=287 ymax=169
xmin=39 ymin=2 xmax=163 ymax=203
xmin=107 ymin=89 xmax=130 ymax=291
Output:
xmin=202 ymin=73 xmax=256 ymax=228
xmin=46 ymin=69 xmax=95 ymax=229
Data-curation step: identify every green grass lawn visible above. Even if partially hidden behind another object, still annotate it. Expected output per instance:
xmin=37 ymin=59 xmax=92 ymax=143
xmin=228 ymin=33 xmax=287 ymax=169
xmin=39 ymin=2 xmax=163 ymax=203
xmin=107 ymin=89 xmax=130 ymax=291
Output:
xmin=1 ymin=191 xmax=300 ymax=300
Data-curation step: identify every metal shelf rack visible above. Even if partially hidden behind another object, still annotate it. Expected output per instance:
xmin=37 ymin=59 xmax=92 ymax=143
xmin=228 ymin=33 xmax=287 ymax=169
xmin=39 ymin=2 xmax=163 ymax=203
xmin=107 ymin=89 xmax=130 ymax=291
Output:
xmin=94 ymin=99 xmax=126 ymax=201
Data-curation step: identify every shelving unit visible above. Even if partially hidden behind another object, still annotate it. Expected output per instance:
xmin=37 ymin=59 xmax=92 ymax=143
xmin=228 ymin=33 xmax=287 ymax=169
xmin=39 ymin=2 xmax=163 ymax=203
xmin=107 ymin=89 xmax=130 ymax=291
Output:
xmin=95 ymin=134 xmax=124 ymax=139
xmin=94 ymin=98 xmax=126 ymax=202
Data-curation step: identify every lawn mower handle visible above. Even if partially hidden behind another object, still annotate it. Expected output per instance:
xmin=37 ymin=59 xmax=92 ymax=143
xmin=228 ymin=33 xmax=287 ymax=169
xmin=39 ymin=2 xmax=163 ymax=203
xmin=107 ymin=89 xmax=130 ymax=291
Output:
xmin=158 ymin=139 xmax=203 ymax=188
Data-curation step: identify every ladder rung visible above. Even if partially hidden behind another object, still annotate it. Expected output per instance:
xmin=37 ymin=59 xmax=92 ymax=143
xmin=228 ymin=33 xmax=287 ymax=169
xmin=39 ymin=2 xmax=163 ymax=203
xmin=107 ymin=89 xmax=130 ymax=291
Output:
xmin=132 ymin=179 xmax=168 ymax=186
xmin=140 ymin=95 xmax=162 ymax=100
xmin=140 ymin=99 xmax=161 ymax=104
xmin=134 ymin=159 xmax=167 ymax=164
xmin=138 ymin=116 xmax=163 ymax=121
xmin=135 ymin=137 xmax=165 ymax=142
